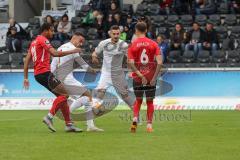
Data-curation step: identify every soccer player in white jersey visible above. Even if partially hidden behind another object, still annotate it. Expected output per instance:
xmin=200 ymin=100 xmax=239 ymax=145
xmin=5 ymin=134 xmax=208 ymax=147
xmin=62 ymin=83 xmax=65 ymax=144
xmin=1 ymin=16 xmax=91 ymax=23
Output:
xmin=91 ymin=25 xmax=135 ymax=111
xmin=51 ymin=32 xmax=103 ymax=132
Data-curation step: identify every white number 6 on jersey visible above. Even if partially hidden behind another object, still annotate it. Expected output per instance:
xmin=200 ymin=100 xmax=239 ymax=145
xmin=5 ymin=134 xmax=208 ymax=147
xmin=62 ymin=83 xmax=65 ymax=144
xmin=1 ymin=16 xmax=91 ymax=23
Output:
xmin=140 ymin=49 xmax=149 ymax=65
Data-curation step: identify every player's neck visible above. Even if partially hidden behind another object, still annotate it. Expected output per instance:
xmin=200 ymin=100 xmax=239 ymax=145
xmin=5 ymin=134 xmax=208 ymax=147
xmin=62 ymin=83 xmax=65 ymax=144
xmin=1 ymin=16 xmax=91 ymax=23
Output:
xmin=137 ymin=34 xmax=146 ymax=38
xmin=40 ymin=33 xmax=47 ymax=38
xmin=111 ymin=39 xmax=119 ymax=44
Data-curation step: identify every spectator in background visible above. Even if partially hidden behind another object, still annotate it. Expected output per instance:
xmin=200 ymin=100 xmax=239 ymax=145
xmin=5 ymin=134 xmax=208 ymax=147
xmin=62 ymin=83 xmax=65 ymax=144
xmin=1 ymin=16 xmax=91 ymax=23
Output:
xmin=5 ymin=26 xmax=22 ymax=52
xmin=57 ymin=14 xmax=71 ymax=42
xmin=120 ymin=26 xmax=127 ymax=41
xmin=124 ymin=26 xmax=133 ymax=41
xmin=156 ymin=35 xmax=169 ymax=62
xmin=95 ymin=14 xmax=105 ymax=39
xmin=185 ymin=22 xmax=205 ymax=57
xmin=113 ymin=13 xmax=125 ymax=28
xmin=7 ymin=18 xmax=27 ymax=39
xmin=232 ymin=0 xmax=240 ymax=13
xmin=195 ymin=0 xmax=216 ymax=15
xmin=170 ymin=23 xmax=187 ymax=52
xmin=159 ymin=0 xmax=172 ymax=14
xmin=104 ymin=14 xmax=114 ymax=37
xmin=108 ymin=1 xmax=121 ymax=16
xmin=126 ymin=15 xmax=135 ymax=31
xmin=201 ymin=22 xmax=218 ymax=52
xmin=82 ymin=10 xmax=99 ymax=27
xmin=45 ymin=15 xmax=58 ymax=32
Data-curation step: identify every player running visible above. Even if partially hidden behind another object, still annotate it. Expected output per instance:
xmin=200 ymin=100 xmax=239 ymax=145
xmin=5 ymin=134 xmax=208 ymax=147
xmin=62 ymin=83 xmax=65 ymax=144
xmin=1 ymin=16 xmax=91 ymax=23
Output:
xmin=23 ymin=23 xmax=82 ymax=132
xmin=51 ymin=32 xmax=103 ymax=132
xmin=91 ymin=25 xmax=135 ymax=112
xmin=128 ymin=22 xmax=163 ymax=133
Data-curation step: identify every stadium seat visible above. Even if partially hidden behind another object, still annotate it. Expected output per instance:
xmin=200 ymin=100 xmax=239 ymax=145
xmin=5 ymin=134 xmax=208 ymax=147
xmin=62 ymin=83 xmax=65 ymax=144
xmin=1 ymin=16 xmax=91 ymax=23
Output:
xmin=89 ymin=40 xmax=101 ymax=52
xmin=182 ymin=51 xmax=195 ymax=63
xmin=167 ymin=50 xmax=181 ymax=63
xmin=151 ymin=16 xmax=165 ymax=27
xmin=166 ymin=15 xmax=179 ymax=27
xmin=122 ymin=4 xmax=133 ymax=15
xmin=147 ymin=4 xmax=159 ymax=15
xmin=51 ymin=40 xmax=62 ymax=49
xmin=73 ymin=28 xmax=87 ymax=37
xmin=136 ymin=4 xmax=148 ymax=16
xmin=87 ymin=28 xmax=98 ymax=40
xmin=21 ymin=40 xmax=31 ymax=53
xmin=217 ymin=2 xmax=230 ymax=14
xmin=230 ymin=26 xmax=240 ymax=39
xmin=195 ymin=15 xmax=207 ymax=26
xmin=0 ymin=53 xmax=10 ymax=65
xmin=209 ymin=15 xmax=221 ymax=26
xmin=71 ymin=17 xmax=82 ymax=30
xmin=28 ymin=18 xmax=40 ymax=29
xmin=30 ymin=29 xmax=39 ymax=39
xmin=197 ymin=50 xmax=210 ymax=63
xmin=180 ymin=15 xmax=193 ymax=27
xmin=10 ymin=53 xmax=23 ymax=65
xmin=212 ymin=50 xmax=226 ymax=63
xmin=156 ymin=27 xmax=169 ymax=38
xmin=215 ymin=26 xmax=228 ymax=42
xmin=141 ymin=0 xmax=155 ymax=5
xmin=224 ymin=14 xmax=237 ymax=26
xmin=81 ymin=40 xmax=90 ymax=53
xmin=227 ymin=50 xmax=240 ymax=63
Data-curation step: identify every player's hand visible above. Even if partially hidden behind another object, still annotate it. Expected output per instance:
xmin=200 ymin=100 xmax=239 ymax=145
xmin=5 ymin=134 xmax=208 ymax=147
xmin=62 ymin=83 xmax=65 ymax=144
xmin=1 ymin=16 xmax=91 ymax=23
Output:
xmin=141 ymin=76 xmax=148 ymax=85
xmin=23 ymin=79 xmax=30 ymax=90
xmin=92 ymin=56 xmax=99 ymax=64
xmin=150 ymin=78 xmax=157 ymax=86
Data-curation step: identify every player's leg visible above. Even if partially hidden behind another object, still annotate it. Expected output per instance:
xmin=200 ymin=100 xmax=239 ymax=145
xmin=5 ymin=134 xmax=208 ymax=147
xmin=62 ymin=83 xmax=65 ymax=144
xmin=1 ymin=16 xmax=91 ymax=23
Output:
xmin=145 ymin=85 xmax=157 ymax=133
xmin=131 ymin=81 xmax=144 ymax=133
xmin=35 ymin=72 xmax=81 ymax=132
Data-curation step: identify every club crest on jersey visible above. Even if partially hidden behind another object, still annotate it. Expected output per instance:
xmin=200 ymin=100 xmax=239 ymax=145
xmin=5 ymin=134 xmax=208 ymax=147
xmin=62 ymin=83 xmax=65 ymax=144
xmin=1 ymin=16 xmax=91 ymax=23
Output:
xmin=45 ymin=40 xmax=50 ymax=45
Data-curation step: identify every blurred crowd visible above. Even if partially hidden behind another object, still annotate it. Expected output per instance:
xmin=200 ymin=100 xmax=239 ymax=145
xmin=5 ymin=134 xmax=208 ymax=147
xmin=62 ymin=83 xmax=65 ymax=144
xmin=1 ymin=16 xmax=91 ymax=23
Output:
xmin=4 ymin=0 xmax=240 ymax=63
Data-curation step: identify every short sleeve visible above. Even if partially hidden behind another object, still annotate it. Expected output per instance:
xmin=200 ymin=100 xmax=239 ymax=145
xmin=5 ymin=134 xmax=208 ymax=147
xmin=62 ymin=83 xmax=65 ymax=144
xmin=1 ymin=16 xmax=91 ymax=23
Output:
xmin=40 ymin=37 xmax=53 ymax=51
xmin=95 ymin=41 xmax=104 ymax=55
xmin=127 ymin=43 xmax=135 ymax=60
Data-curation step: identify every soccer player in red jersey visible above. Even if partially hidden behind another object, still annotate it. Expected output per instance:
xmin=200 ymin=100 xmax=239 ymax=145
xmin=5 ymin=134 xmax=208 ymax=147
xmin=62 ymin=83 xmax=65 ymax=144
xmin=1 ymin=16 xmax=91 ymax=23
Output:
xmin=128 ymin=22 xmax=163 ymax=133
xmin=23 ymin=23 xmax=82 ymax=132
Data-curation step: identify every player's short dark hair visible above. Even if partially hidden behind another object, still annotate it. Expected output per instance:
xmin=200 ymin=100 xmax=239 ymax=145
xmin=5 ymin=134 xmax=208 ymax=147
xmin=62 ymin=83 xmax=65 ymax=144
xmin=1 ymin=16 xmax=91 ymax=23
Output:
xmin=73 ymin=31 xmax=85 ymax=37
xmin=110 ymin=25 xmax=120 ymax=31
xmin=40 ymin=23 xmax=52 ymax=33
xmin=135 ymin=22 xmax=147 ymax=33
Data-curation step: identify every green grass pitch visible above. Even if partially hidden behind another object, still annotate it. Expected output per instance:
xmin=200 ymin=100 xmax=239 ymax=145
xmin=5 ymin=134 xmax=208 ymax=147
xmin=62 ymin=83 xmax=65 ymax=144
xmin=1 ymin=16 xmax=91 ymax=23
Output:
xmin=0 ymin=109 xmax=240 ymax=160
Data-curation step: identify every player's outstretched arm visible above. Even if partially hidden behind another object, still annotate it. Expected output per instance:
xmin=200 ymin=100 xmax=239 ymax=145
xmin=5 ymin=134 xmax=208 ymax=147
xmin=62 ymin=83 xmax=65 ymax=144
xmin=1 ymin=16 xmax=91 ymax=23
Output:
xmin=23 ymin=51 xmax=32 ymax=90
xmin=49 ymin=47 xmax=81 ymax=57
xmin=150 ymin=55 xmax=163 ymax=86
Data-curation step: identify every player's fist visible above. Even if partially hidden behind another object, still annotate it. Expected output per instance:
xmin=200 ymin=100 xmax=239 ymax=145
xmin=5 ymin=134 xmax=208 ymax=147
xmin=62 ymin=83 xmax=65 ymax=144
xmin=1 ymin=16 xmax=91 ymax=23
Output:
xmin=23 ymin=79 xmax=30 ymax=90
xmin=73 ymin=48 xmax=82 ymax=53
xmin=150 ymin=78 xmax=157 ymax=86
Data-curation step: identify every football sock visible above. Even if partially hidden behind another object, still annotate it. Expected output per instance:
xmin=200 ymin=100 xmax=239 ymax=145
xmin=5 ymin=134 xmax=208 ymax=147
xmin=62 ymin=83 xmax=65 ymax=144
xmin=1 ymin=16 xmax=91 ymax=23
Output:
xmin=146 ymin=100 xmax=154 ymax=124
xmin=133 ymin=99 xmax=143 ymax=122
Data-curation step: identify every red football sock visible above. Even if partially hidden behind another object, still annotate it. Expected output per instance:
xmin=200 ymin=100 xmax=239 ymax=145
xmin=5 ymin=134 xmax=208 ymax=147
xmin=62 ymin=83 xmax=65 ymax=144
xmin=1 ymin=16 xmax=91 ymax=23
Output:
xmin=146 ymin=100 xmax=154 ymax=124
xmin=49 ymin=96 xmax=67 ymax=116
xmin=49 ymin=96 xmax=72 ymax=125
xmin=133 ymin=98 xmax=143 ymax=121
xmin=60 ymin=103 xmax=72 ymax=125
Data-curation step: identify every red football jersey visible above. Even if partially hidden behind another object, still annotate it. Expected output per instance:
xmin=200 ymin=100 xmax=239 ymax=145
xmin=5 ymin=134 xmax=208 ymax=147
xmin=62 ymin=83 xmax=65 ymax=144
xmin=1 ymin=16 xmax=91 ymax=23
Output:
xmin=29 ymin=35 xmax=53 ymax=75
xmin=128 ymin=37 xmax=161 ymax=83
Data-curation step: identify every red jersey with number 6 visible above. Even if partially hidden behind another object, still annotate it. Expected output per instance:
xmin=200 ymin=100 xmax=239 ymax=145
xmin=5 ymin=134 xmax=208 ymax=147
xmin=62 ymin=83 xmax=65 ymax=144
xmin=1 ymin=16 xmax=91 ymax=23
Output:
xmin=29 ymin=35 xmax=53 ymax=75
xmin=128 ymin=37 xmax=161 ymax=83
